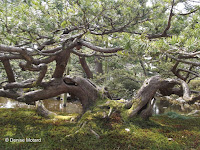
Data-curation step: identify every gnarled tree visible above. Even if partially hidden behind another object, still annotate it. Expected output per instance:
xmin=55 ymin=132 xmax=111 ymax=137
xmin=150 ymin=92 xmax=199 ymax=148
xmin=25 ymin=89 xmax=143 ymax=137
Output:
xmin=0 ymin=0 xmax=200 ymax=120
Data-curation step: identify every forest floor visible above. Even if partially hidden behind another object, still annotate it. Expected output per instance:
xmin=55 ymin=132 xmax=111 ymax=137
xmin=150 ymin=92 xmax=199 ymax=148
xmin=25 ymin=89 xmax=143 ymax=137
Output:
xmin=0 ymin=108 xmax=199 ymax=150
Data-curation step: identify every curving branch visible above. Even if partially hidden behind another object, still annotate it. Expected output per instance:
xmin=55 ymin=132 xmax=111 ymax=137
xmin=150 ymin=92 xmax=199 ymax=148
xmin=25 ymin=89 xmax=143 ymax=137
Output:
xmin=0 ymin=54 xmax=23 ymax=60
xmin=71 ymin=49 xmax=96 ymax=57
xmin=79 ymin=57 xmax=93 ymax=79
xmin=40 ymin=46 xmax=62 ymax=54
xmin=171 ymin=56 xmax=200 ymax=83
xmin=1 ymin=59 xmax=15 ymax=83
xmin=52 ymin=49 xmax=71 ymax=78
xmin=13 ymin=76 xmax=98 ymax=110
xmin=162 ymin=0 xmax=175 ymax=36
xmin=33 ymin=55 xmax=57 ymax=65
xmin=80 ymin=40 xmax=123 ymax=53
xmin=178 ymin=51 xmax=200 ymax=59
xmin=148 ymin=0 xmax=175 ymax=39
xmin=0 ymin=89 xmax=21 ymax=100
xmin=35 ymin=64 xmax=48 ymax=84
xmin=179 ymin=7 xmax=200 ymax=16
xmin=4 ymin=63 xmax=47 ymax=89
xmin=0 ymin=44 xmax=23 ymax=53
xmin=171 ymin=61 xmax=186 ymax=80
xmin=166 ymin=53 xmax=200 ymax=66
xmin=72 ymin=49 xmax=117 ymax=57
xmin=38 ymin=39 xmax=55 ymax=50
xmin=3 ymin=79 xmax=35 ymax=90
xmin=128 ymin=76 xmax=200 ymax=120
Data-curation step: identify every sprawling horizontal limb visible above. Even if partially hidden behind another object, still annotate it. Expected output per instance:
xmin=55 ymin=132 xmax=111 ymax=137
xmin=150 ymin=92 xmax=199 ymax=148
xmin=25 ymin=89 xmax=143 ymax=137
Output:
xmin=80 ymin=40 xmax=123 ymax=53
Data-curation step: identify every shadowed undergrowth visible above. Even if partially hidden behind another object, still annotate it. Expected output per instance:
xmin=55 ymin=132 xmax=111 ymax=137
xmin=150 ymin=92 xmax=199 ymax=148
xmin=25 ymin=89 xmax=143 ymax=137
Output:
xmin=0 ymin=108 xmax=200 ymax=150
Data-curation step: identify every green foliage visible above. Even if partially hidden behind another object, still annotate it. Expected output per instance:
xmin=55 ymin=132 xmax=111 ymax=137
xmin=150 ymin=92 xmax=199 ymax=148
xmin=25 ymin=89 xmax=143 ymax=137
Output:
xmin=0 ymin=0 xmax=199 ymax=88
xmin=93 ymin=68 xmax=141 ymax=99
xmin=189 ymin=78 xmax=200 ymax=91
xmin=163 ymin=112 xmax=191 ymax=120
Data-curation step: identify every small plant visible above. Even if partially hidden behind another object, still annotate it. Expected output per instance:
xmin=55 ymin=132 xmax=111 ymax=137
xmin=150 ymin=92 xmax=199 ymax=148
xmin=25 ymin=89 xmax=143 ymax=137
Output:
xmin=164 ymin=112 xmax=191 ymax=120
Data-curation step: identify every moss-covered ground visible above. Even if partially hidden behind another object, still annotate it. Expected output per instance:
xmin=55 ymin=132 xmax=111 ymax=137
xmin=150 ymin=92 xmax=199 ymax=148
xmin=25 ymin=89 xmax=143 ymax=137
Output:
xmin=0 ymin=108 xmax=199 ymax=150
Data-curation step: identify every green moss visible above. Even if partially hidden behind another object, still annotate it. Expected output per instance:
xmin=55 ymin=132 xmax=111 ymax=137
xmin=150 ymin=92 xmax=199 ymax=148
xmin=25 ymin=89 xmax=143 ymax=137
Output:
xmin=189 ymin=79 xmax=200 ymax=91
xmin=127 ymin=98 xmax=140 ymax=115
xmin=0 ymin=108 xmax=200 ymax=150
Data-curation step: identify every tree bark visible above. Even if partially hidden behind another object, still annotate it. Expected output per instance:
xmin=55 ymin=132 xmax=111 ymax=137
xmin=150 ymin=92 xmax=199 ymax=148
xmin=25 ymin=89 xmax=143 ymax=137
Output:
xmin=79 ymin=57 xmax=93 ymax=79
xmin=128 ymin=76 xmax=163 ymax=119
xmin=127 ymin=76 xmax=199 ymax=120
xmin=1 ymin=59 xmax=15 ymax=82
xmin=7 ymin=76 xmax=99 ymax=111
xmin=36 ymin=101 xmax=57 ymax=118
xmin=95 ymin=56 xmax=103 ymax=74
xmin=1 ymin=73 xmax=199 ymax=120
xmin=139 ymin=60 xmax=147 ymax=76
xmin=52 ymin=50 xmax=70 ymax=78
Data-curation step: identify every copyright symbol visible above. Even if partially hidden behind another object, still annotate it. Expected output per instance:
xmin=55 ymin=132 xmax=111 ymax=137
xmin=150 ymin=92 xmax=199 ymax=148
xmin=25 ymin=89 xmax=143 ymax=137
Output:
xmin=5 ymin=138 xmax=9 ymax=142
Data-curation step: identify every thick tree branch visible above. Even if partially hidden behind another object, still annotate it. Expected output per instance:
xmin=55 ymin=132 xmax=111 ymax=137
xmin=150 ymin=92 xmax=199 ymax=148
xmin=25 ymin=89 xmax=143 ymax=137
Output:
xmin=13 ymin=76 xmax=98 ymax=110
xmin=128 ymin=75 xmax=199 ymax=119
xmin=178 ymin=68 xmax=200 ymax=80
xmin=72 ymin=49 xmax=117 ymax=57
xmin=162 ymin=0 xmax=175 ymax=36
xmin=36 ymin=64 xmax=48 ymax=84
xmin=179 ymin=7 xmax=200 ymax=16
xmin=3 ymin=79 xmax=35 ymax=90
xmin=171 ymin=61 xmax=186 ymax=80
xmin=0 ymin=89 xmax=21 ymax=100
xmin=79 ymin=57 xmax=93 ymax=79
xmin=33 ymin=55 xmax=57 ymax=65
xmin=40 ymin=46 xmax=62 ymax=54
xmin=178 ymin=79 xmax=191 ymax=101
xmin=52 ymin=50 xmax=71 ymax=78
xmin=178 ymin=51 xmax=200 ymax=59
xmin=80 ymin=40 xmax=123 ymax=53
xmin=0 ymin=44 xmax=23 ymax=53
xmin=148 ymin=1 xmax=175 ymax=39
xmin=71 ymin=49 xmax=95 ymax=57
xmin=18 ymin=61 xmax=47 ymax=85
xmin=166 ymin=53 xmax=200 ymax=66
xmin=0 ymin=54 xmax=23 ymax=60
xmin=38 ymin=39 xmax=55 ymax=50
xmin=1 ymin=59 xmax=15 ymax=83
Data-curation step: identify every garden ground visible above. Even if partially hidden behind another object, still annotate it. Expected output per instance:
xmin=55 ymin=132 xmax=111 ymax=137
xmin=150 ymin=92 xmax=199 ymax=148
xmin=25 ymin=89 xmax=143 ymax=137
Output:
xmin=0 ymin=108 xmax=199 ymax=150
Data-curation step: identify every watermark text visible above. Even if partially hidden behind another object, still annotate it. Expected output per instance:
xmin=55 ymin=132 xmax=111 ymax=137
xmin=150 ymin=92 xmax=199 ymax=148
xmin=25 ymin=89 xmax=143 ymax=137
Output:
xmin=5 ymin=138 xmax=41 ymax=143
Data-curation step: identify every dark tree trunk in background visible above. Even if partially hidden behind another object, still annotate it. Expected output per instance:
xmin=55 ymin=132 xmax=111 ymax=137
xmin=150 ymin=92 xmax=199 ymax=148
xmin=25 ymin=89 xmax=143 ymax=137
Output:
xmin=95 ymin=56 xmax=103 ymax=74
xmin=79 ymin=57 xmax=93 ymax=79
xmin=2 ymin=59 xmax=15 ymax=83
xmin=139 ymin=60 xmax=147 ymax=77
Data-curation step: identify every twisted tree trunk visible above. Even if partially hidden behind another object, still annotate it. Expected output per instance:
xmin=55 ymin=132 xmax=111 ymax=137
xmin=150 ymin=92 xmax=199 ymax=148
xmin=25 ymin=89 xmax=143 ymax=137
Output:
xmin=1 ymin=76 xmax=99 ymax=112
xmin=95 ymin=76 xmax=199 ymax=120
xmin=127 ymin=76 xmax=200 ymax=120
xmin=1 ymin=74 xmax=199 ymax=120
